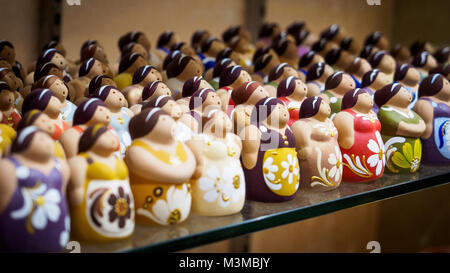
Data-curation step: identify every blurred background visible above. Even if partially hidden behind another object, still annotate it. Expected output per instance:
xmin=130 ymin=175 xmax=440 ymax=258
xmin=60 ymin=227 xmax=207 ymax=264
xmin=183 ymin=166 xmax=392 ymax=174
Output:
xmin=1 ymin=0 xmax=449 ymax=252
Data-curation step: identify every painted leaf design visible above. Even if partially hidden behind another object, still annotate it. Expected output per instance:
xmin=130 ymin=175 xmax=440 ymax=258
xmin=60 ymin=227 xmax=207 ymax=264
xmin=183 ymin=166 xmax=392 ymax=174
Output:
xmin=402 ymin=143 xmax=414 ymax=163
xmin=391 ymin=151 xmax=410 ymax=169
xmin=414 ymin=138 xmax=422 ymax=160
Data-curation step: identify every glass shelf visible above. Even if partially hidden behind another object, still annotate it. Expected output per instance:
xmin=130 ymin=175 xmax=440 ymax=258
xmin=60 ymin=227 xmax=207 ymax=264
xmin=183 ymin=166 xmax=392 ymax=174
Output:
xmin=79 ymin=164 xmax=450 ymax=253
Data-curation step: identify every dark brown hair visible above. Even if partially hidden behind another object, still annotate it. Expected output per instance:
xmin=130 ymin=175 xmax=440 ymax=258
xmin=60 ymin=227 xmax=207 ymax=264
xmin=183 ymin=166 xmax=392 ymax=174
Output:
xmin=232 ymin=81 xmax=261 ymax=105
xmin=216 ymin=48 xmax=233 ymax=62
xmin=79 ymin=58 xmax=96 ymax=77
xmin=410 ymin=40 xmax=427 ymax=57
xmin=268 ymin=63 xmax=289 ymax=82
xmin=258 ymin=22 xmax=278 ymax=39
xmin=201 ymin=38 xmax=218 ymax=53
xmin=191 ymin=30 xmax=208 ymax=48
xmin=144 ymin=95 xmax=174 ymax=109
xmin=222 ymin=26 xmax=240 ymax=43
xmin=369 ymin=50 xmax=389 ymax=68
xmin=359 ymin=44 xmax=375 ymax=59
xmin=0 ymin=80 xmax=10 ymax=91
xmin=129 ymin=107 xmax=169 ymax=139
xmin=36 ymin=49 xmax=62 ymax=68
xmin=311 ymin=38 xmax=328 ymax=53
xmin=119 ymin=53 xmax=143 ymax=74
xmin=254 ymin=54 xmax=272 ymax=73
xmin=73 ymin=98 xmax=107 ymax=126
xmin=341 ymin=88 xmax=368 ymax=110
xmin=118 ymin=31 xmax=144 ymax=51
xmin=10 ymin=126 xmax=41 ymax=154
xmin=88 ymin=74 xmax=113 ymax=96
xmin=320 ymin=24 xmax=340 ymax=41
xmin=286 ymin=21 xmax=305 ymax=36
xmin=433 ymin=47 xmax=449 ymax=64
xmin=219 ymin=65 xmax=243 ymax=88
xmin=78 ymin=124 xmax=109 ymax=153
xmin=170 ymin=42 xmax=186 ymax=52
xmin=166 ymin=55 xmax=194 ymax=79
xmin=306 ymin=62 xmax=326 ymax=82
xmin=34 ymin=62 xmax=60 ymax=82
xmin=277 ymin=76 xmax=299 ymax=97
xmin=364 ymin=32 xmax=382 ymax=47
xmin=162 ymin=50 xmax=181 ymax=71
xmin=252 ymin=47 xmax=270 ymax=63
xmin=22 ymin=89 xmax=54 ymax=115
xmin=374 ymin=83 xmax=402 ymax=107
xmin=142 ymin=80 xmax=162 ymax=101
xmin=271 ymin=38 xmax=289 ymax=56
xmin=132 ymin=65 xmax=157 ymax=84
xmin=412 ymin=51 xmax=431 ymax=68
xmin=361 ymin=69 xmax=380 ymax=88
xmin=298 ymin=50 xmax=317 ymax=68
xmin=325 ymin=48 xmax=342 ymax=66
xmin=340 ymin=37 xmax=353 ymax=51
xmin=418 ymin=74 xmax=445 ymax=97
xmin=213 ymin=58 xmax=233 ymax=78
xmin=325 ymin=71 xmax=345 ymax=90
xmin=299 ymin=96 xmax=323 ymax=119
xmin=189 ymin=88 xmax=214 ymax=110
xmin=0 ymin=40 xmax=14 ymax=51
xmin=394 ymin=64 xmax=414 ymax=81
xmin=182 ymin=76 xmax=203 ymax=97
xmin=80 ymin=43 xmax=101 ymax=62
xmin=251 ymin=97 xmax=286 ymax=125
xmin=429 ymin=63 xmax=450 ymax=78
xmin=345 ymin=57 xmax=363 ymax=75
xmin=80 ymin=40 xmax=98 ymax=55
xmin=92 ymin=85 xmax=118 ymax=101
xmin=16 ymin=109 xmax=43 ymax=132
xmin=157 ymin=31 xmax=174 ymax=48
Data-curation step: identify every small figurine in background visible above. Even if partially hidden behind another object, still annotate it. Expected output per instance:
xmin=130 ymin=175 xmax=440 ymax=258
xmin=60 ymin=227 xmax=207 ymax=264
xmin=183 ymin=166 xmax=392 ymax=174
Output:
xmin=291 ymin=96 xmax=341 ymax=191
xmin=368 ymin=51 xmax=396 ymax=82
xmin=208 ymin=58 xmax=236 ymax=89
xmin=143 ymin=95 xmax=199 ymax=143
xmin=22 ymin=89 xmax=68 ymax=140
xmin=178 ymin=76 xmax=214 ymax=111
xmin=0 ymin=123 xmax=15 ymax=157
xmin=32 ymin=75 xmax=77 ymax=125
xmin=227 ymin=36 xmax=254 ymax=69
xmin=92 ymin=86 xmax=133 ymax=156
xmin=414 ymin=74 xmax=450 ymax=164
xmin=217 ymin=65 xmax=252 ymax=114
xmin=88 ymin=74 xmax=117 ymax=98
xmin=252 ymin=53 xmax=280 ymax=84
xmin=433 ymin=46 xmax=449 ymax=64
xmin=122 ymin=65 xmax=162 ymax=107
xmin=277 ymin=76 xmax=308 ymax=126
xmin=333 ymin=89 xmax=385 ymax=182
xmin=231 ymin=81 xmax=269 ymax=134
xmin=266 ymin=63 xmax=300 ymax=96
xmin=155 ymin=31 xmax=179 ymax=61
xmin=129 ymin=80 xmax=172 ymax=115
xmin=322 ymin=71 xmax=356 ymax=116
xmin=305 ymin=62 xmax=334 ymax=97
xmin=80 ymin=41 xmax=112 ymax=77
xmin=125 ymin=107 xmax=196 ymax=225
xmin=166 ymin=55 xmax=203 ymax=99
xmin=311 ymin=38 xmax=336 ymax=57
xmin=394 ymin=64 xmax=420 ymax=109
xmin=121 ymin=42 xmax=150 ymax=64
xmin=339 ymin=37 xmax=361 ymax=56
xmin=324 ymin=47 xmax=355 ymax=71
xmin=36 ymin=49 xmax=71 ymax=82
xmin=0 ymin=126 xmax=70 ymax=252
xmin=0 ymin=67 xmax=25 ymax=111
xmin=298 ymin=51 xmax=324 ymax=80
xmin=0 ymin=81 xmax=21 ymax=129
xmin=72 ymin=58 xmax=107 ymax=103
xmin=412 ymin=51 xmax=438 ymax=81
xmin=257 ymin=22 xmax=281 ymax=48
xmin=320 ymin=24 xmax=346 ymax=46
xmin=345 ymin=57 xmax=372 ymax=88
xmin=410 ymin=40 xmax=435 ymax=57
xmin=364 ymin=31 xmax=390 ymax=51
xmin=114 ymin=53 xmax=148 ymax=90
xmin=189 ymin=88 xmax=222 ymax=116
xmin=272 ymin=38 xmax=299 ymax=69
xmin=216 ymin=48 xmax=244 ymax=70
xmin=200 ymin=38 xmax=226 ymax=73
xmin=68 ymin=124 xmax=135 ymax=243
xmin=187 ymin=109 xmax=245 ymax=216
xmin=191 ymin=30 xmax=211 ymax=53
xmin=429 ymin=63 xmax=450 ymax=81
xmin=390 ymin=43 xmax=412 ymax=65
xmin=0 ymin=40 xmax=27 ymax=82
xmin=374 ymin=83 xmax=425 ymax=173
xmin=239 ymin=98 xmax=300 ymax=202
xmin=361 ymin=69 xmax=392 ymax=94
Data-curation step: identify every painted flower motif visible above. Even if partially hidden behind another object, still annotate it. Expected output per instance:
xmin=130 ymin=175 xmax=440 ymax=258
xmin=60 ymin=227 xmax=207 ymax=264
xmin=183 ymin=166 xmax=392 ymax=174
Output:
xmin=367 ymin=131 xmax=385 ymax=176
xmin=328 ymin=146 xmax=343 ymax=182
xmin=222 ymin=162 xmax=245 ymax=203
xmin=262 ymin=157 xmax=278 ymax=182
xmin=59 ymin=216 xmax=70 ymax=248
xmin=108 ymin=186 xmax=132 ymax=228
xmin=281 ymin=154 xmax=298 ymax=184
xmin=138 ymin=184 xmax=191 ymax=226
xmin=330 ymin=97 xmax=338 ymax=103
xmin=391 ymin=139 xmax=422 ymax=173
xmin=356 ymin=112 xmax=377 ymax=124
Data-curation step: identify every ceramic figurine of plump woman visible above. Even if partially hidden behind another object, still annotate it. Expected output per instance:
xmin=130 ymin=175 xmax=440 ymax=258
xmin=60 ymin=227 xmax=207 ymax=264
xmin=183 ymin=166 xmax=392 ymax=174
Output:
xmin=114 ymin=53 xmax=148 ymax=91
xmin=345 ymin=57 xmax=372 ymax=88
xmin=368 ymin=51 xmax=396 ymax=82
xmin=305 ymin=62 xmax=334 ymax=97
xmin=412 ymin=51 xmax=438 ymax=81
xmin=166 ymin=55 xmax=203 ymax=99
xmin=291 ymin=96 xmax=342 ymax=191
xmin=374 ymin=83 xmax=425 ymax=173
xmin=322 ymin=71 xmax=356 ymax=116
xmin=68 ymin=125 xmax=135 ymax=243
xmin=265 ymin=62 xmax=299 ymax=96
xmin=186 ymin=109 xmax=245 ymax=216
xmin=125 ymin=107 xmax=196 ymax=225
xmin=413 ymin=74 xmax=450 ymax=164
xmin=129 ymin=80 xmax=172 ymax=115
xmin=72 ymin=58 xmax=107 ymax=103
xmin=394 ymin=64 xmax=421 ymax=109
xmin=297 ymin=51 xmax=325 ymax=80
xmin=121 ymin=65 xmax=162 ymax=107
xmin=0 ymin=126 xmax=70 ymax=252
xmin=239 ymin=97 xmax=300 ymax=202
xmin=0 ymin=40 xmax=27 ymax=82
xmin=0 ymin=67 xmax=26 ymax=110
xmin=333 ymin=89 xmax=385 ymax=182
xmin=217 ymin=65 xmax=252 ymax=114
xmin=178 ymin=76 xmax=214 ymax=111
xmin=0 ymin=81 xmax=21 ymax=129
xmin=252 ymin=53 xmax=281 ymax=84
xmin=277 ymin=76 xmax=308 ymax=126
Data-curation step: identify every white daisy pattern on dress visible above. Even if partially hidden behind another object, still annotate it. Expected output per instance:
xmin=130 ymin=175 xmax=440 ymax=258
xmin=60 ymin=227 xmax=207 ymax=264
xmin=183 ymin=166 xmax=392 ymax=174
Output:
xmin=367 ymin=131 xmax=386 ymax=176
xmin=328 ymin=146 xmax=343 ymax=182
xmin=281 ymin=154 xmax=298 ymax=184
xmin=262 ymin=157 xmax=280 ymax=190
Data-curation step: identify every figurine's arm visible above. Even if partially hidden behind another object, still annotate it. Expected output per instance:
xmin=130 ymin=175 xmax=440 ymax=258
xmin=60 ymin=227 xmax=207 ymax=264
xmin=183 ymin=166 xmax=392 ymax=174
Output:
xmin=232 ymin=106 xmax=250 ymax=135
xmin=58 ymin=157 xmax=71 ymax=195
xmin=67 ymin=156 xmax=88 ymax=206
xmin=185 ymin=137 xmax=204 ymax=179
xmin=59 ymin=128 xmax=81 ymax=159
xmin=125 ymin=87 xmax=141 ymax=107
xmin=333 ymin=111 xmax=355 ymax=149
xmin=290 ymin=120 xmax=313 ymax=160
xmin=239 ymin=124 xmax=261 ymax=169
xmin=0 ymin=159 xmax=17 ymax=214
xmin=396 ymin=118 xmax=426 ymax=138
xmin=413 ymin=99 xmax=434 ymax=139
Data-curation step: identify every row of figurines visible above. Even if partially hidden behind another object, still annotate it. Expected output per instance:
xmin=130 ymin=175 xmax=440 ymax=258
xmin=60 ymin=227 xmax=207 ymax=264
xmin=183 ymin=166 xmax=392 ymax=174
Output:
xmin=0 ymin=72 xmax=449 ymax=252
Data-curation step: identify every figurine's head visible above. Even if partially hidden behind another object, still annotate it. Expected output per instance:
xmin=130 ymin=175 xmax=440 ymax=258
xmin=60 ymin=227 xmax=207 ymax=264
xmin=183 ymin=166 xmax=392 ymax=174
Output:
xmin=189 ymin=88 xmax=221 ymax=112
xmin=191 ymin=30 xmax=211 ymax=52
xmin=361 ymin=69 xmax=391 ymax=90
xmin=144 ymin=95 xmax=182 ymax=120
xmin=92 ymin=85 xmax=127 ymax=109
xmin=311 ymin=38 xmax=335 ymax=56
xmin=259 ymin=22 xmax=281 ymax=40
xmin=298 ymin=51 xmax=324 ymax=70
xmin=216 ymin=48 xmax=241 ymax=65
xmin=374 ymin=83 xmax=411 ymax=109
xmin=345 ymin=57 xmax=372 ymax=79
xmin=0 ymin=57 xmax=12 ymax=70
xmin=171 ymin=42 xmax=197 ymax=58
xmin=78 ymin=124 xmax=118 ymax=155
xmin=390 ymin=43 xmax=411 ymax=63
xmin=325 ymin=47 xmax=354 ymax=71
xmin=305 ymin=62 xmax=333 ymax=83
xmin=202 ymin=108 xmax=232 ymax=136
xmin=88 ymin=74 xmax=117 ymax=97
xmin=219 ymin=65 xmax=251 ymax=89
xmin=410 ymin=40 xmax=435 ymax=57
xmin=212 ymin=58 xmax=236 ymax=79
xmin=394 ymin=64 xmax=420 ymax=85
xmin=369 ymin=51 xmax=396 ymax=75
xmin=79 ymin=58 xmax=106 ymax=78
xmin=222 ymin=26 xmax=250 ymax=45
xmin=157 ymin=31 xmax=178 ymax=50
xmin=34 ymin=62 xmax=63 ymax=82
xmin=37 ymin=49 xmax=67 ymax=71
xmin=132 ymin=65 xmax=162 ymax=86
xmin=142 ymin=81 xmax=171 ymax=102
xmin=81 ymin=43 xmax=108 ymax=64
xmin=0 ymin=40 xmax=15 ymax=64
xmin=429 ymin=64 xmax=450 ymax=81
xmin=11 ymin=126 xmax=54 ymax=159
xmin=166 ymin=55 xmax=202 ymax=81
xmin=232 ymin=81 xmax=268 ymax=106
xmin=254 ymin=54 xmax=280 ymax=74
xmin=359 ymin=44 xmax=379 ymax=59
xmin=201 ymin=38 xmax=226 ymax=57
xmin=118 ymin=31 xmax=151 ymax=52
xmin=162 ymin=50 xmax=182 ymax=71
xmin=278 ymin=76 xmax=307 ymax=99
xmin=433 ymin=47 xmax=450 ymax=64
xmin=118 ymin=53 xmax=147 ymax=75
xmin=129 ymin=107 xmax=174 ymax=141
xmin=0 ymin=81 xmax=14 ymax=110
xmin=42 ymin=40 xmax=67 ymax=57
xmin=0 ymin=67 xmax=23 ymax=90
xmin=252 ymin=97 xmax=289 ymax=128
xmin=325 ymin=71 xmax=355 ymax=95
xmin=299 ymin=96 xmax=330 ymax=121
xmin=419 ymin=74 xmax=450 ymax=99
xmin=320 ymin=24 xmax=344 ymax=44
xmin=182 ymin=76 xmax=212 ymax=98
xmin=272 ymin=38 xmax=298 ymax=60
xmin=73 ymin=98 xmax=110 ymax=126
xmin=364 ymin=31 xmax=390 ymax=51
xmin=33 ymin=75 xmax=69 ymax=102
xmin=342 ymin=88 xmax=374 ymax=113
xmin=17 ymin=110 xmax=55 ymax=137
xmin=22 ymin=89 xmax=62 ymax=118
xmin=268 ymin=63 xmax=298 ymax=83
xmin=412 ymin=51 xmax=438 ymax=71
xmin=121 ymin=42 xmax=149 ymax=61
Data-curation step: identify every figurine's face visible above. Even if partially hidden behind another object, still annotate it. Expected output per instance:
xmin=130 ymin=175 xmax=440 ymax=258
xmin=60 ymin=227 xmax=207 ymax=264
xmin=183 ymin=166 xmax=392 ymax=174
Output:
xmin=180 ymin=59 xmax=202 ymax=79
xmin=91 ymin=106 xmax=111 ymax=125
xmin=150 ymin=83 xmax=172 ymax=101
xmin=45 ymin=96 xmax=63 ymax=117
xmin=359 ymin=59 xmax=372 ymax=75
xmin=93 ymin=130 xmax=119 ymax=154
xmin=49 ymin=79 xmax=68 ymax=101
xmin=204 ymin=92 xmax=222 ymax=109
xmin=88 ymin=60 xmax=106 ymax=78
xmin=379 ymin=55 xmax=396 ymax=73
xmin=25 ymin=131 xmax=54 ymax=159
xmin=389 ymin=87 xmax=412 ymax=108
xmin=150 ymin=114 xmax=176 ymax=141
xmin=132 ymin=43 xmax=149 ymax=60
xmin=285 ymin=41 xmax=298 ymax=59
xmin=234 ymin=70 xmax=252 ymax=87
xmin=374 ymin=71 xmax=391 ymax=87
xmin=0 ymin=89 xmax=14 ymax=109
xmin=437 ymin=77 xmax=450 ymax=98
xmin=425 ymin=55 xmax=438 ymax=70
xmin=247 ymin=86 xmax=269 ymax=105
xmin=267 ymin=103 xmax=289 ymax=128
xmin=293 ymin=79 xmax=308 ymax=98
xmin=321 ymin=64 xmax=335 ymax=81
xmin=355 ymin=92 xmax=374 ymax=111
xmin=105 ymin=89 xmax=127 ymax=109
xmin=0 ymin=45 xmax=15 ymax=64
xmin=1 ymin=71 xmax=22 ymax=90
xmin=0 ymin=59 xmax=12 ymax=69
xmin=162 ymin=100 xmax=182 ymax=120
xmin=33 ymin=113 xmax=55 ymax=135
xmin=336 ymin=74 xmax=354 ymax=93
xmin=49 ymin=67 xmax=64 ymax=79
xmin=282 ymin=66 xmax=298 ymax=80
xmin=137 ymin=34 xmax=151 ymax=52
xmin=180 ymin=44 xmax=196 ymax=57
xmin=209 ymin=40 xmax=226 ymax=55
xmin=52 ymin=52 xmax=67 ymax=70
xmin=405 ymin=68 xmax=420 ymax=84
xmin=199 ymin=79 xmax=213 ymax=90
xmin=317 ymin=99 xmax=331 ymax=118
xmin=143 ymin=69 xmax=162 ymax=85
xmin=128 ymin=56 xmax=147 ymax=74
